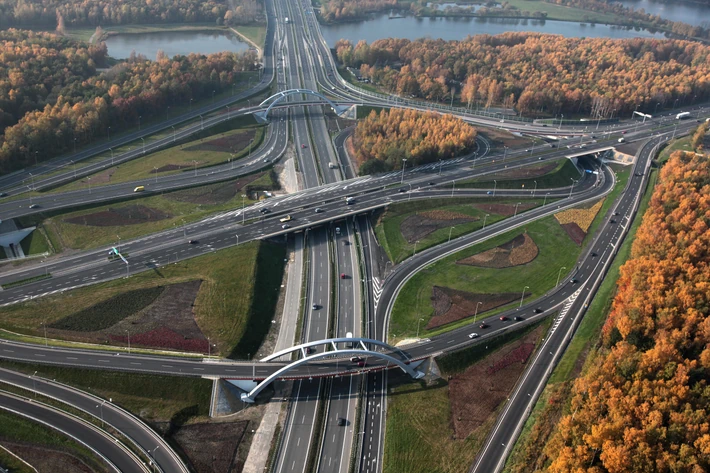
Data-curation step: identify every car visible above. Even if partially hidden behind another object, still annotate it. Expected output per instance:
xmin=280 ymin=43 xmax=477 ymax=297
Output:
xmin=533 ymin=308 xmax=543 ymax=314
xmin=428 ymin=182 xmax=435 ymax=186
xmin=29 ymin=204 xmax=39 ymax=209
xmin=343 ymin=240 xmax=349 ymax=246
xmin=613 ymin=212 xmax=620 ymax=216
xmin=357 ymin=361 xmax=366 ymax=367
xmin=514 ymin=316 xmax=524 ymax=321
xmin=340 ymin=273 xmax=347 ymax=279
xmin=337 ymin=418 xmax=346 ymax=426
xmin=591 ymin=252 xmax=598 ymax=257
xmin=621 ymin=131 xmax=627 ymax=134
xmin=282 ymin=224 xmax=290 ymax=229
xmin=188 ymin=239 xmax=198 ymax=244
xmin=538 ymin=156 xmax=543 ymax=160
xmin=610 ymin=218 xmax=616 ymax=223
xmin=398 ymin=188 xmax=407 ymax=193
xmin=263 ymin=158 xmax=270 ymax=163
xmin=312 ymin=304 xmax=319 ymax=310
xmin=525 ymin=149 xmax=530 ymax=152
xmin=0 ymin=192 xmax=6 ymax=197
xmin=635 ymin=172 xmax=643 ymax=176
xmin=499 ymin=316 xmax=509 ymax=321
xmin=301 ymin=144 xmax=307 ymax=148
xmin=571 ymin=279 xmax=579 ymax=284
xmin=259 ymin=208 xmax=269 ymax=214
xmin=479 ymin=322 xmax=489 ymax=329
xmin=468 ymin=333 xmax=479 ymax=339
xmin=305 ymin=347 xmax=315 ymax=354
xmin=542 ymin=124 xmax=548 ymax=127
xmin=314 ymin=208 xmax=323 ymax=213
xmin=350 ymin=356 xmax=362 ymax=362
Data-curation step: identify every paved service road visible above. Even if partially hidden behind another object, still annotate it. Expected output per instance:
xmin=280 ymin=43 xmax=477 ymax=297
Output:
xmin=0 ymin=391 xmax=147 ymax=473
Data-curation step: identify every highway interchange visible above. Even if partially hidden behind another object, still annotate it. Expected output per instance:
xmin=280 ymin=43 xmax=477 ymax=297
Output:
xmin=0 ymin=0 xmax=708 ymax=470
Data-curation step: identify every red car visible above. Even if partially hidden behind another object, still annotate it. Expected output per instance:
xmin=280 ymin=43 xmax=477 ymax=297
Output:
xmin=301 ymin=144 xmax=307 ymax=148
xmin=500 ymin=316 xmax=508 ymax=321
xmin=340 ymin=273 xmax=347 ymax=279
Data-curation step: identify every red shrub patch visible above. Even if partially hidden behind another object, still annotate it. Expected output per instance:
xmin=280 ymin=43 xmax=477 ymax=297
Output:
xmin=111 ymin=326 xmax=208 ymax=352
xmin=560 ymin=222 xmax=586 ymax=246
xmin=64 ymin=205 xmax=171 ymax=226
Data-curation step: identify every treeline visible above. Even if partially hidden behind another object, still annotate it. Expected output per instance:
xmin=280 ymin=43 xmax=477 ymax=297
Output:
xmin=544 ymin=150 xmax=710 ymax=472
xmin=0 ymin=30 xmax=259 ymax=173
xmin=0 ymin=29 xmax=107 ymax=132
xmin=353 ymin=108 xmax=476 ymax=174
xmin=0 ymin=0 xmax=263 ymax=29
xmin=336 ymin=34 xmax=710 ymax=117
xmin=546 ymin=0 xmax=710 ymax=40
xmin=320 ymin=0 xmax=397 ymax=22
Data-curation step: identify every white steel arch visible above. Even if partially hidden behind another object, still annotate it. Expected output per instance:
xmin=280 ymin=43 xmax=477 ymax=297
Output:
xmin=255 ymin=89 xmax=349 ymax=121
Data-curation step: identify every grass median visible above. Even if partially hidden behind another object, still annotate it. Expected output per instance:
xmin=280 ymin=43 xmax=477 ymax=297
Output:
xmin=457 ymin=158 xmax=581 ymax=190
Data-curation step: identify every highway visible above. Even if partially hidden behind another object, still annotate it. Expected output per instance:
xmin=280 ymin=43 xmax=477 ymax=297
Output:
xmin=0 ymin=390 xmax=147 ymax=473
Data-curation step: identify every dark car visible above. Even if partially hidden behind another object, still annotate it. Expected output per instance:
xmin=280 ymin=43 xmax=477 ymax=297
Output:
xmin=571 ymin=279 xmax=579 ymax=284
xmin=259 ymin=208 xmax=270 ymax=214
xmin=399 ymin=188 xmax=407 ymax=193
xmin=514 ymin=316 xmax=524 ymax=321
xmin=305 ymin=347 xmax=315 ymax=354
xmin=428 ymin=182 xmax=435 ymax=186
xmin=479 ymin=322 xmax=489 ymax=329
xmin=591 ymin=252 xmax=598 ymax=257
xmin=0 ymin=192 xmax=6 ymax=197
xmin=337 ymin=418 xmax=346 ymax=426
xmin=610 ymin=218 xmax=616 ymax=223
xmin=533 ymin=308 xmax=543 ymax=314
xmin=188 ymin=239 xmax=198 ymax=244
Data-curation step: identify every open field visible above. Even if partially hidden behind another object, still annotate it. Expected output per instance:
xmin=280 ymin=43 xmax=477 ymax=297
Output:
xmin=389 ymin=216 xmax=580 ymax=342
xmin=50 ymin=115 xmax=264 ymax=193
xmin=459 ymin=158 xmax=581 ymax=190
xmin=0 ymin=240 xmax=286 ymax=357
xmin=374 ymin=198 xmax=542 ymax=264
xmin=384 ymin=321 xmax=548 ymax=473
xmin=19 ymin=170 xmax=277 ymax=252
xmin=0 ymin=409 xmax=108 ymax=473
xmin=502 ymin=164 xmax=657 ymax=473
xmin=231 ymin=25 xmax=267 ymax=48
xmin=19 ymin=228 xmax=51 ymax=257
xmin=499 ymin=0 xmax=619 ymax=23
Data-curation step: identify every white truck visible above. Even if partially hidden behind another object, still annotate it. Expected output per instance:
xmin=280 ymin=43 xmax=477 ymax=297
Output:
xmin=328 ymin=162 xmax=338 ymax=169
xmin=676 ymin=111 xmax=690 ymax=120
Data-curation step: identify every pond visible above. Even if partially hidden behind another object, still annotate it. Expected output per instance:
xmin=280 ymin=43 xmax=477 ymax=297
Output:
xmin=614 ymin=0 xmax=710 ymax=27
xmin=105 ymin=30 xmax=251 ymax=60
xmin=319 ymin=14 xmax=667 ymax=46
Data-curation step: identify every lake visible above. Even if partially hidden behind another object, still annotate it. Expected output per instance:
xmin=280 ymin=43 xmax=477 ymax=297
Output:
xmin=615 ymin=0 xmax=710 ymax=27
xmin=319 ymin=14 xmax=667 ymax=46
xmin=105 ymin=31 xmax=251 ymax=60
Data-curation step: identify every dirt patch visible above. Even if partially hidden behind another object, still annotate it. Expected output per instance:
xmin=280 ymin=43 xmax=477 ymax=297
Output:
xmin=80 ymin=167 xmax=115 ymax=184
xmin=400 ymin=211 xmax=478 ymax=243
xmin=63 ymin=205 xmax=171 ymax=227
xmin=448 ymin=326 xmax=543 ymax=439
xmin=166 ymin=172 xmax=266 ymax=205
xmin=486 ymin=161 xmax=557 ymax=180
xmin=472 ymin=203 xmax=535 ymax=216
xmin=172 ymin=421 xmax=249 ymax=473
xmin=152 ymin=163 xmax=193 ymax=173
xmin=107 ymin=280 xmax=208 ymax=352
xmin=478 ymin=128 xmax=532 ymax=149
xmin=183 ymin=129 xmax=257 ymax=153
xmin=560 ymin=222 xmax=586 ymax=246
xmin=0 ymin=441 xmax=96 ymax=473
xmin=427 ymin=286 xmax=528 ymax=329
xmin=457 ymin=233 xmax=538 ymax=268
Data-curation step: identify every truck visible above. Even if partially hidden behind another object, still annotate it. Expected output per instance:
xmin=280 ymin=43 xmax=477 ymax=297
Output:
xmin=328 ymin=162 xmax=338 ymax=169
xmin=618 ymin=137 xmax=625 ymax=143
xmin=346 ymin=331 xmax=354 ymax=348
xmin=676 ymin=111 xmax=690 ymax=120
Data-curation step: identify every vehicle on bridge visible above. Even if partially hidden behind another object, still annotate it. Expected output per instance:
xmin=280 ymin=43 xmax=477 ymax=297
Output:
xmin=279 ymin=215 xmax=292 ymax=223
xmin=676 ymin=111 xmax=690 ymax=120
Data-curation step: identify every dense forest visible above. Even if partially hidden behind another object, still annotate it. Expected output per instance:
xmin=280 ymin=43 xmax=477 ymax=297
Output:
xmin=543 ymin=150 xmax=710 ymax=472
xmin=353 ymin=108 xmax=476 ymax=174
xmin=0 ymin=0 xmax=262 ymax=28
xmin=336 ymin=34 xmax=710 ymax=117
xmin=0 ymin=30 xmax=259 ymax=173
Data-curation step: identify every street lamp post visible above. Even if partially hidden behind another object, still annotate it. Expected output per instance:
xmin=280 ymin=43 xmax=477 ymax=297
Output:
xmin=519 ymin=286 xmax=529 ymax=308
xmin=448 ymin=226 xmax=455 ymax=243
xmin=654 ymin=103 xmax=661 ymax=115
xmin=193 ymin=160 xmax=198 ymax=177
xmin=248 ymin=138 xmax=254 ymax=158
xmin=532 ymin=180 xmax=537 ymax=197
xmin=483 ymin=213 xmax=489 ymax=229
xmin=413 ymin=240 xmax=419 ymax=256
xmin=400 ymin=158 xmax=408 ymax=183
xmin=503 ymin=146 xmax=508 ymax=162
xmin=189 ymin=98 xmax=193 ymax=112
xmin=212 ymin=90 xmax=216 ymax=103
xmin=558 ymin=113 xmax=564 ymax=130
xmin=416 ymin=318 xmax=424 ymax=338
xmin=43 ymin=321 xmax=47 ymax=346
xmin=556 ymin=266 xmax=567 ymax=287
xmin=513 ymin=202 xmax=521 ymax=217
xmin=226 ymin=105 xmax=231 ymax=119
xmin=569 ymin=178 xmax=577 ymax=198
xmin=438 ymin=159 xmax=443 ymax=175
xmin=109 ymin=148 xmax=114 ymax=166
xmin=96 ymin=400 xmax=106 ymax=427
xmin=107 ymin=126 xmax=111 ymax=141
xmin=32 ymin=371 xmax=37 ymax=398
xmin=544 ymin=192 xmax=550 ymax=206
xmin=125 ymin=329 xmax=130 ymax=353
xmin=35 ymin=151 xmax=38 ymax=166
xmin=172 ymin=126 xmax=176 ymax=142
xmin=154 ymin=167 xmax=158 ymax=184
xmin=138 ymin=116 xmax=141 ymax=130
xmin=242 ymin=194 xmax=247 ymax=224
xmin=166 ymin=106 xmax=170 ymax=121
xmin=474 ymin=301 xmax=483 ymax=319
xmin=200 ymin=114 xmax=204 ymax=130
xmin=407 ymin=182 xmax=413 ymax=201
xmin=141 ymin=137 xmax=146 ymax=155
xmin=493 ymin=179 xmax=497 ymax=197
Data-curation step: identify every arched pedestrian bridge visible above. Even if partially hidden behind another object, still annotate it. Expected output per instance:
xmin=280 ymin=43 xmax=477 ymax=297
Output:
xmin=254 ymin=89 xmax=352 ymax=122
xmin=238 ymin=337 xmax=425 ymax=403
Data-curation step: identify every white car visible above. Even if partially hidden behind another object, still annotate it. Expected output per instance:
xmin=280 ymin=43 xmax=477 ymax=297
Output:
xmin=468 ymin=333 xmax=479 ymax=339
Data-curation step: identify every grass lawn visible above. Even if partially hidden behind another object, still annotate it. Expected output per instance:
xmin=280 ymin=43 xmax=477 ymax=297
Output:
xmin=50 ymin=115 xmax=264 ymax=193
xmin=0 ymin=408 xmax=109 ymax=472
xmin=374 ymin=198 xmax=542 ymax=264
xmin=18 ymin=229 xmax=50 ymax=257
xmin=21 ymin=170 xmax=277 ymax=252
xmin=0 ymin=240 xmax=286 ymax=358
xmin=501 ymin=0 xmax=619 ymax=23
xmin=384 ymin=319 xmax=550 ymax=473
xmin=389 ymin=216 xmax=579 ymax=342
xmin=458 ymin=158 xmax=582 ymax=190
xmin=0 ymin=445 xmax=35 ymax=473
xmin=0 ymin=360 xmax=212 ymax=424
xmin=231 ymin=25 xmax=267 ymax=48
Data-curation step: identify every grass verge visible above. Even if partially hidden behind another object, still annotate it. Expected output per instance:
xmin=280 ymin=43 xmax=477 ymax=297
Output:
xmin=458 ymin=158 xmax=582 ymax=190
xmin=1 ymin=274 xmax=51 ymax=290
xmin=0 ymin=240 xmax=286 ymax=357
xmin=0 ymin=359 xmax=211 ymax=424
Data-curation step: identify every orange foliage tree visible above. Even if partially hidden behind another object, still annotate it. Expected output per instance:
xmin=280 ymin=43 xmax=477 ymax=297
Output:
xmin=544 ymin=150 xmax=710 ymax=472
xmin=353 ymin=108 xmax=476 ymax=174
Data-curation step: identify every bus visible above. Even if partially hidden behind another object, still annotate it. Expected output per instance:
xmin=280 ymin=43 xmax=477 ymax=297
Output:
xmin=676 ymin=112 xmax=690 ymax=120
xmin=133 ymin=186 xmax=145 ymax=192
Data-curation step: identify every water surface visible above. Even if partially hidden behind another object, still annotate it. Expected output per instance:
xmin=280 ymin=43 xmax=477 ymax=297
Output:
xmin=105 ymin=31 xmax=251 ymax=60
